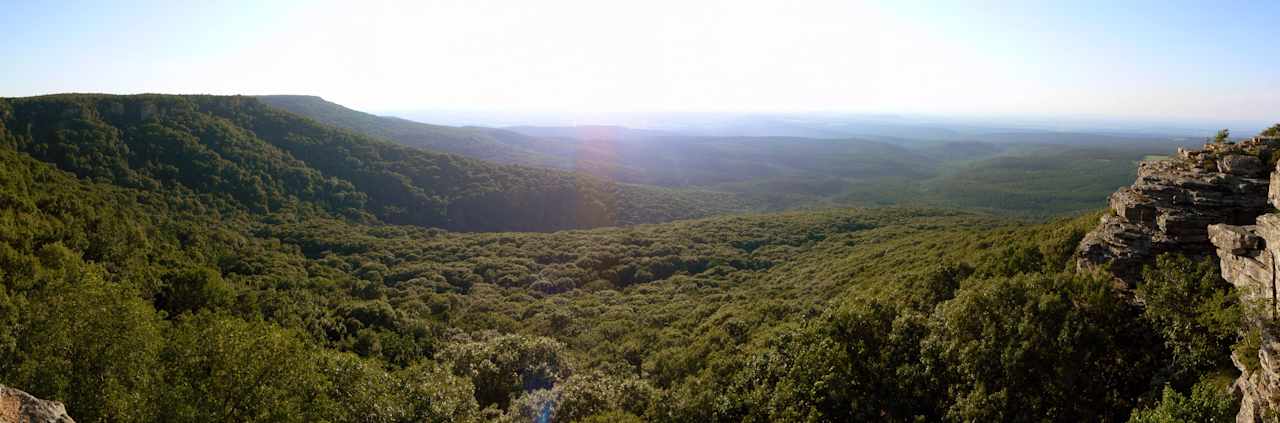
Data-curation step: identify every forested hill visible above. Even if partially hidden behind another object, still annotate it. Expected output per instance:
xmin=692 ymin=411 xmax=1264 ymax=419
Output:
xmin=0 ymin=135 xmax=1232 ymax=421
xmin=257 ymin=95 xmax=1174 ymax=218
xmin=257 ymin=95 xmax=947 ymax=189
xmin=0 ymin=94 xmax=746 ymax=231
xmin=0 ymin=94 xmax=1265 ymax=421
xmin=257 ymin=95 xmax=570 ymax=168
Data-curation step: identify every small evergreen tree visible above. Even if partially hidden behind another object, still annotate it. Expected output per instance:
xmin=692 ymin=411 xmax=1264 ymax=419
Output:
xmin=1212 ymin=129 xmax=1230 ymax=144
xmin=1263 ymin=123 xmax=1280 ymax=137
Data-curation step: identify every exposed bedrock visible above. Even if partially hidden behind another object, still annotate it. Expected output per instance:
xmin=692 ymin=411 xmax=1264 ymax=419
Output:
xmin=1077 ymin=140 xmax=1276 ymax=285
xmin=1079 ymin=136 xmax=1280 ymax=422
xmin=1210 ymin=217 xmax=1280 ymax=423
xmin=0 ymin=385 xmax=75 ymax=423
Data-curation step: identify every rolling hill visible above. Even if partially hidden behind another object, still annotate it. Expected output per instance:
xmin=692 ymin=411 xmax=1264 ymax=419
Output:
xmin=0 ymin=92 xmax=1262 ymax=421
xmin=257 ymin=95 xmax=572 ymax=168
xmin=263 ymin=96 xmax=1187 ymax=217
xmin=0 ymin=135 xmax=1218 ymax=421
xmin=0 ymin=94 xmax=749 ymax=231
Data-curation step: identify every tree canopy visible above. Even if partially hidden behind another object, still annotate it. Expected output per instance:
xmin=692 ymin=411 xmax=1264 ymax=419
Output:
xmin=0 ymin=94 xmax=1258 ymax=422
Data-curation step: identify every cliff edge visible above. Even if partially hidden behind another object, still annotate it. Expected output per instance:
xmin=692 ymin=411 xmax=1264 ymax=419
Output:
xmin=1077 ymin=134 xmax=1280 ymax=422
xmin=1209 ymin=218 xmax=1280 ymax=422
xmin=1077 ymin=137 xmax=1278 ymax=285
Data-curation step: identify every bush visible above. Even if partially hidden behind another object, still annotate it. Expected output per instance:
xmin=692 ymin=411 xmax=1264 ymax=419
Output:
xmin=437 ymin=333 xmax=571 ymax=410
xmin=1138 ymin=254 xmax=1241 ymax=386
xmin=6 ymin=275 xmax=165 ymax=422
xmin=1128 ymin=375 xmax=1237 ymax=423
xmin=395 ymin=361 xmax=481 ymax=423
xmin=923 ymin=273 xmax=1160 ymax=422
xmin=158 ymin=313 xmax=328 ymax=422
xmin=156 ymin=266 xmax=233 ymax=317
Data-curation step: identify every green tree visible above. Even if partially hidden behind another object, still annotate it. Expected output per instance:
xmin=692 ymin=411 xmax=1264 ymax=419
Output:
xmin=7 ymin=275 xmax=165 ymax=423
xmin=314 ymin=351 xmax=409 ymax=423
xmin=156 ymin=266 xmax=233 ymax=317
xmin=923 ymin=273 xmax=1161 ymax=422
xmin=158 ymin=313 xmax=328 ymax=422
xmin=1128 ymin=375 xmax=1237 ymax=423
xmin=1138 ymin=254 xmax=1240 ymax=386
xmin=768 ymin=301 xmax=939 ymax=422
xmin=1212 ymin=129 xmax=1230 ymax=144
xmin=395 ymin=361 xmax=481 ymax=423
xmin=974 ymin=244 xmax=1046 ymax=278
xmin=1263 ymin=124 xmax=1280 ymax=137
xmin=553 ymin=371 xmax=654 ymax=422
xmin=437 ymin=333 xmax=571 ymax=410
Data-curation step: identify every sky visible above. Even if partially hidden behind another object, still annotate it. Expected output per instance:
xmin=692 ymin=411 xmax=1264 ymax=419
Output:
xmin=2 ymin=0 xmax=1278 ymax=124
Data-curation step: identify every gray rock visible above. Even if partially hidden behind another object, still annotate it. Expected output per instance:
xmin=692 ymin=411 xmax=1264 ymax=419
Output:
xmin=1157 ymin=210 xmax=1221 ymax=242
xmin=1219 ymin=155 xmax=1266 ymax=177
xmin=1095 ymin=147 xmax=1280 ymax=421
xmin=1256 ymin=214 xmax=1280 ymax=242
xmin=0 ymin=385 xmax=75 ymax=423
xmin=1270 ymin=164 xmax=1280 ymax=209
xmin=1110 ymin=188 xmax=1157 ymax=225
xmin=1076 ymin=146 xmax=1271 ymax=286
xmin=1200 ymin=140 xmax=1280 ymax=423
xmin=1207 ymin=209 xmax=1280 ymax=422
xmin=1209 ymin=224 xmax=1262 ymax=255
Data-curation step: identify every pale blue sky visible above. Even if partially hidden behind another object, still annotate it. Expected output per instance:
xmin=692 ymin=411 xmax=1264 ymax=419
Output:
xmin=3 ymin=0 xmax=1277 ymax=123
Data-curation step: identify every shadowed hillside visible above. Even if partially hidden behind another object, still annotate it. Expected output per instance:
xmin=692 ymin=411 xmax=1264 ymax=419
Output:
xmin=0 ymin=91 xmax=1269 ymax=422
xmin=0 ymin=94 xmax=748 ymax=231
xmin=258 ymin=95 xmax=571 ymax=168
xmin=263 ymin=96 xmax=1185 ymax=217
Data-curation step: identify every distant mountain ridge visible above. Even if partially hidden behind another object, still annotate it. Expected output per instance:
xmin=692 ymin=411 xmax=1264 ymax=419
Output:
xmin=502 ymin=125 xmax=681 ymax=140
xmin=257 ymin=95 xmax=572 ymax=168
xmin=253 ymin=95 xmax=1191 ymax=217
xmin=254 ymin=96 xmax=946 ymax=189
xmin=0 ymin=94 xmax=748 ymax=231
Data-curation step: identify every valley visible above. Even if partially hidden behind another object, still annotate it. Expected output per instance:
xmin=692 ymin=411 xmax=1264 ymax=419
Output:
xmin=0 ymin=92 xmax=1269 ymax=422
xmin=7 ymin=2 xmax=1280 ymax=421
xmin=264 ymin=95 xmax=1184 ymax=218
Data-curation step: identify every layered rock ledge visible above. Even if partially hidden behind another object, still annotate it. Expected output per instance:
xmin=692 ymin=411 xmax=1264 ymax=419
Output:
xmin=1079 ymin=135 xmax=1280 ymax=422
xmin=1077 ymin=138 xmax=1277 ymax=285
xmin=1208 ymin=151 xmax=1280 ymax=422
xmin=1209 ymin=220 xmax=1280 ymax=423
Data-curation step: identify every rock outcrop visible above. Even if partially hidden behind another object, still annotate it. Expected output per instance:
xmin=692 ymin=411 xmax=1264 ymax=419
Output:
xmin=1077 ymin=138 xmax=1277 ymax=285
xmin=1080 ymin=136 xmax=1280 ymax=422
xmin=1210 ymin=218 xmax=1280 ymax=422
xmin=0 ymin=385 xmax=74 ymax=423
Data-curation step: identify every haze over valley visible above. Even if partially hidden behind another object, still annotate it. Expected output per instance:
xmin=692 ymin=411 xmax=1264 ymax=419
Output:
xmin=1 ymin=1 xmax=1279 ymax=422
xmin=261 ymin=95 xmax=1199 ymax=217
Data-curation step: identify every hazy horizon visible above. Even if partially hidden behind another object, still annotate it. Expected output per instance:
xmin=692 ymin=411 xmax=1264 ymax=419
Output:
xmin=380 ymin=106 xmax=1268 ymax=137
xmin=4 ymin=0 xmax=1278 ymax=125
xmin=6 ymin=3 xmax=1280 ymax=420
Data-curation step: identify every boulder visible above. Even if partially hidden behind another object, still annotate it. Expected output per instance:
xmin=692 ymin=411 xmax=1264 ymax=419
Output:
xmin=1219 ymin=155 xmax=1266 ymax=177
xmin=1157 ymin=210 xmax=1221 ymax=242
xmin=0 ymin=385 xmax=74 ymax=423
xmin=1208 ymin=224 xmax=1262 ymax=255
xmin=1109 ymin=188 xmax=1156 ymax=225
xmin=1257 ymin=214 xmax=1280 ymax=242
